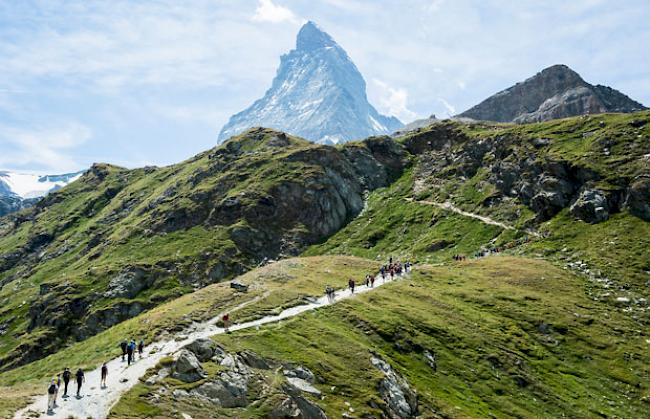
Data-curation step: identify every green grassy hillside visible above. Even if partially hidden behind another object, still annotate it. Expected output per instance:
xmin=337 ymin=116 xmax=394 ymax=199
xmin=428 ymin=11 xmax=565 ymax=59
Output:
xmin=0 ymin=128 xmax=405 ymax=370
xmin=110 ymin=256 xmax=649 ymax=418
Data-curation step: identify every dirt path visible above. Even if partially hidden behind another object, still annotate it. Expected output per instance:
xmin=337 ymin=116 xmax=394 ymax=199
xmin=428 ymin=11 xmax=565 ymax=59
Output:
xmin=15 ymin=271 xmax=407 ymax=419
xmin=406 ymin=198 xmax=541 ymax=237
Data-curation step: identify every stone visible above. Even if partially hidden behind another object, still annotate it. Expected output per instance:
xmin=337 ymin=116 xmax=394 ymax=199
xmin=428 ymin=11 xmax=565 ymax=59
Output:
xmin=284 ymin=365 xmax=315 ymax=383
xmin=570 ymin=188 xmax=609 ymax=223
xmin=286 ymin=377 xmax=321 ymax=395
xmin=191 ymin=371 xmax=249 ymax=407
xmin=239 ymin=350 xmax=271 ymax=369
xmin=183 ymin=338 xmax=218 ymax=362
xmin=103 ymin=267 xmax=151 ymax=299
xmin=270 ymin=396 xmax=301 ymax=417
xmin=230 ymin=281 xmax=249 ymax=292
xmin=625 ymin=178 xmax=650 ymax=221
xmin=171 ymin=350 xmax=206 ymax=383
xmin=371 ymin=355 xmax=418 ymax=418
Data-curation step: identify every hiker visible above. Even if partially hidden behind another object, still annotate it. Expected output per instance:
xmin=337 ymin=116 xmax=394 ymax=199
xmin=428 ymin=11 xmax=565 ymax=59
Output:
xmin=138 ymin=339 xmax=145 ymax=358
xmin=75 ymin=368 xmax=85 ymax=398
xmin=365 ymin=274 xmax=371 ymax=287
xmin=370 ymin=274 xmax=375 ymax=288
xmin=389 ymin=256 xmax=393 ymax=265
xmin=222 ymin=313 xmax=230 ymax=332
xmin=47 ymin=378 xmax=58 ymax=413
xmin=120 ymin=340 xmax=128 ymax=361
xmin=101 ymin=362 xmax=108 ymax=388
xmin=54 ymin=374 xmax=61 ymax=407
xmin=381 ymin=267 xmax=386 ymax=281
xmin=62 ymin=368 xmax=71 ymax=397
xmin=325 ymin=285 xmax=334 ymax=303
xmin=348 ymin=278 xmax=355 ymax=293
xmin=126 ymin=340 xmax=135 ymax=366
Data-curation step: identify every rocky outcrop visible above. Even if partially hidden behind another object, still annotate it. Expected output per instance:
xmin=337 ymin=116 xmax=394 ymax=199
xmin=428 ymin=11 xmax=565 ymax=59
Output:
xmin=184 ymin=338 xmax=220 ymax=362
xmin=172 ymin=350 xmax=206 ymax=383
xmin=458 ymin=64 xmax=645 ymax=123
xmin=570 ymin=188 xmax=610 ymax=223
xmin=370 ymin=355 xmax=418 ymax=418
xmin=625 ymin=177 xmax=650 ymax=221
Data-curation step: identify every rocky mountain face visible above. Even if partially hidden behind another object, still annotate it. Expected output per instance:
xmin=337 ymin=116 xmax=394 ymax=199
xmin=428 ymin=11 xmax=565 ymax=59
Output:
xmin=0 ymin=128 xmax=407 ymax=370
xmin=218 ymin=21 xmax=402 ymax=144
xmin=458 ymin=65 xmax=646 ymax=123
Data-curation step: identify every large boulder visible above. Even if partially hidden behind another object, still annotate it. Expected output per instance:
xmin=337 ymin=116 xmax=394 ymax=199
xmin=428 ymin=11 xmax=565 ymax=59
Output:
xmin=191 ymin=371 xmax=249 ymax=407
xmin=172 ymin=350 xmax=206 ymax=383
xmin=284 ymin=365 xmax=315 ymax=383
xmin=183 ymin=338 xmax=218 ymax=362
xmin=103 ymin=267 xmax=151 ymax=299
xmin=570 ymin=188 xmax=609 ymax=223
xmin=625 ymin=178 xmax=650 ymax=221
xmin=371 ymin=355 xmax=418 ymax=419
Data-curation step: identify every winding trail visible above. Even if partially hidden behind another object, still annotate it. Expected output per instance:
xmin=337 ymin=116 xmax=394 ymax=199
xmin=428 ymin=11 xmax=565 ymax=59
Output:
xmin=15 ymin=271 xmax=406 ymax=419
xmin=406 ymin=198 xmax=541 ymax=237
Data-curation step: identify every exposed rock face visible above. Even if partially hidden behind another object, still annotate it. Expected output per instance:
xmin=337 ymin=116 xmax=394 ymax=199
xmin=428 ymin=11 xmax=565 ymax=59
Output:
xmin=192 ymin=371 xmax=249 ymax=407
xmin=184 ymin=338 xmax=219 ymax=362
xmin=625 ymin=178 xmax=650 ymax=221
xmin=172 ymin=350 xmax=206 ymax=383
xmin=371 ymin=355 xmax=418 ymax=418
xmin=458 ymin=65 xmax=645 ymax=123
xmin=570 ymin=188 xmax=610 ymax=223
xmin=218 ymin=21 xmax=402 ymax=144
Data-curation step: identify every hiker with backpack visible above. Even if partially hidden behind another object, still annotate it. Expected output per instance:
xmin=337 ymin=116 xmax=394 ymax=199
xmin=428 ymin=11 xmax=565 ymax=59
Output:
xmin=222 ymin=313 xmax=230 ymax=333
xmin=120 ymin=340 xmax=128 ymax=361
xmin=47 ymin=378 xmax=58 ymax=413
xmin=370 ymin=274 xmax=375 ymax=288
xmin=54 ymin=374 xmax=61 ymax=407
xmin=127 ymin=340 xmax=135 ymax=366
xmin=76 ymin=368 xmax=85 ymax=397
xmin=62 ymin=368 xmax=71 ymax=397
xmin=101 ymin=362 xmax=108 ymax=388
xmin=348 ymin=278 xmax=355 ymax=294
xmin=138 ymin=339 xmax=145 ymax=358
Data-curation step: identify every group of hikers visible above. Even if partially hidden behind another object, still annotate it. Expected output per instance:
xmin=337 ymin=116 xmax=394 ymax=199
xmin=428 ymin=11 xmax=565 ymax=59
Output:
xmin=46 ymin=338 xmax=145 ymax=414
xmin=452 ymin=246 xmax=504 ymax=261
xmin=120 ymin=339 xmax=145 ymax=366
xmin=325 ymin=258 xmax=412 ymax=302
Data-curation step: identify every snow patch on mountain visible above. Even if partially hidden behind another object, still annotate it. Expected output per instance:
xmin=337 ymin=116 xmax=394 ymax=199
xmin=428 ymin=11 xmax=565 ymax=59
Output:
xmin=0 ymin=171 xmax=84 ymax=199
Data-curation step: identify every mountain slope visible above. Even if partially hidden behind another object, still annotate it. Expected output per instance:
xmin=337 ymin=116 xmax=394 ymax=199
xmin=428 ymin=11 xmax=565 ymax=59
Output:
xmin=218 ymin=21 xmax=402 ymax=144
xmin=458 ymin=65 xmax=646 ymax=123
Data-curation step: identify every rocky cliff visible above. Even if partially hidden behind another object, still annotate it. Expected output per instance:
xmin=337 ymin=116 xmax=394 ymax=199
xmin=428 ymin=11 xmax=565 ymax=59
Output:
xmin=458 ymin=65 xmax=646 ymax=123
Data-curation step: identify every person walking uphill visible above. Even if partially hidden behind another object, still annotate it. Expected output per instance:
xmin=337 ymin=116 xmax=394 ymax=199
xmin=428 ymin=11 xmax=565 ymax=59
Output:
xmin=46 ymin=378 xmax=58 ymax=413
xmin=62 ymin=367 xmax=71 ymax=397
xmin=101 ymin=362 xmax=108 ymax=388
xmin=120 ymin=340 xmax=128 ymax=361
xmin=127 ymin=340 xmax=135 ymax=366
xmin=138 ymin=339 xmax=145 ymax=358
xmin=75 ymin=368 xmax=85 ymax=398
xmin=348 ymin=278 xmax=355 ymax=294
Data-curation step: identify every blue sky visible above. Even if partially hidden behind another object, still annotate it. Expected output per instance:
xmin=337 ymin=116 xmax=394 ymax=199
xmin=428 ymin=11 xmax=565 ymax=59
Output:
xmin=0 ymin=0 xmax=648 ymax=173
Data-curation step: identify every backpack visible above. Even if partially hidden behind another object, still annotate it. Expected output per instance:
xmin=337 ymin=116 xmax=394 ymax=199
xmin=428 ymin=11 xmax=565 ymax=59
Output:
xmin=48 ymin=384 xmax=57 ymax=395
xmin=63 ymin=371 xmax=71 ymax=381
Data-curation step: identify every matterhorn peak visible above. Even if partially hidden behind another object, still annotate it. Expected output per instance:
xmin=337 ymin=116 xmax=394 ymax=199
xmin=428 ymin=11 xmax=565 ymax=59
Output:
xmin=218 ymin=21 xmax=402 ymax=144
xmin=296 ymin=21 xmax=337 ymax=51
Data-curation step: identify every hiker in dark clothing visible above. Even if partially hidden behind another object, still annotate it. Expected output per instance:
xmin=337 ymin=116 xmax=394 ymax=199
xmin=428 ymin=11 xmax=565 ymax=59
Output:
xmin=138 ymin=339 xmax=145 ymax=358
xmin=62 ymin=368 xmax=71 ymax=397
xmin=101 ymin=363 xmax=108 ymax=388
xmin=348 ymin=279 xmax=355 ymax=293
xmin=370 ymin=274 xmax=375 ymax=288
xmin=75 ymin=368 xmax=85 ymax=397
xmin=222 ymin=313 xmax=230 ymax=333
xmin=120 ymin=340 xmax=128 ymax=361
xmin=126 ymin=341 xmax=135 ymax=366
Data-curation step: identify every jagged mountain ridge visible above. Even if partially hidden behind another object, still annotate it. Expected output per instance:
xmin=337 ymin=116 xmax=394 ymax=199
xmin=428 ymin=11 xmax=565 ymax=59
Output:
xmin=218 ymin=21 xmax=402 ymax=144
xmin=458 ymin=64 xmax=646 ymax=123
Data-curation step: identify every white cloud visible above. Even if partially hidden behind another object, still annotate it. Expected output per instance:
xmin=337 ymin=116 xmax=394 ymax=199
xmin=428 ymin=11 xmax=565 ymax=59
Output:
xmin=372 ymin=79 xmax=418 ymax=122
xmin=438 ymin=98 xmax=456 ymax=117
xmin=0 ymin=122 xmax=91 ymax=172
xmin=252 ymin=0 xmax=298 ymax=24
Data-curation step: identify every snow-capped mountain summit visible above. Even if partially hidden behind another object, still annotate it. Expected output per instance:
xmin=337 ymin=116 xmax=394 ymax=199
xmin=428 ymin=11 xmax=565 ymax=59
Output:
xmin=218 ymin=21 xmax=402 ymax=144
xmin=0 ymin=170 xmax=84 ymax=199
